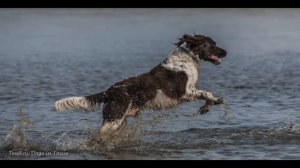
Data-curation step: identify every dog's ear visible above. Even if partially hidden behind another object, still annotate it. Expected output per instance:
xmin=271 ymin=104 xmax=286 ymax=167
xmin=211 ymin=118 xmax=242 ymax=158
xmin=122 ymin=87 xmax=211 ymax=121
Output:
xmin=175 ymin=35 xmax=187 ymax=47
xmin=185 ymin=35 xmax=199 ymax=46
xmin=183 ymin=34 xmax=190 ymax=39
xmin=194 ymin=34 xmax=207 ymax=42
xmin=175 ymin=34 xmax=200 ymax=47
xmin=175 ymin=40 xmax=184 ymax=47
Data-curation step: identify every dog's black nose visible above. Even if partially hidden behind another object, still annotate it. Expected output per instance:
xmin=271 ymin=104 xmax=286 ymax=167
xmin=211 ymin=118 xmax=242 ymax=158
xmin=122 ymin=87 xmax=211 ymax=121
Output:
xmin=215 ymin=47 xmax=227 ymax=58
xmin=218 ymin=48 xmax=227 ymax=58
xmin=222 ymin=50 xmax=227 ymax=57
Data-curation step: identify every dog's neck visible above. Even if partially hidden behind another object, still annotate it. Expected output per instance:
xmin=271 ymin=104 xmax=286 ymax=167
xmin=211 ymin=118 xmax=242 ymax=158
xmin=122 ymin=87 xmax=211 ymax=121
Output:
xmin=177 ymin=43 xmax=202 ymax=64
xmin=161 ymin=43 xmax=202 ymax=71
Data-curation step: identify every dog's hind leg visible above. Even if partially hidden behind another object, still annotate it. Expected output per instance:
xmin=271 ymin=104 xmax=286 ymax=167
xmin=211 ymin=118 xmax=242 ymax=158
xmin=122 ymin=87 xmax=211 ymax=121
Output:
xmin=99 ymin=97 xmax=132 ymax=135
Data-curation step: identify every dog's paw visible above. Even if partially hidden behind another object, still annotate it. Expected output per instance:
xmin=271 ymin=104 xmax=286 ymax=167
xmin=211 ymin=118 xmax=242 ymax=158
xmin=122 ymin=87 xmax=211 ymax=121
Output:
xmin=214 ymin=97 xmax=224 ymax=105
xmin=199 ymin=105 xmax=210 ymax=115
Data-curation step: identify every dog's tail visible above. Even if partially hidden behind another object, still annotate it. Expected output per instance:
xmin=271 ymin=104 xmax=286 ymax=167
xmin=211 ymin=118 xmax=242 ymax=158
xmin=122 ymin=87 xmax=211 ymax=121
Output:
xmin=54 ymin=92 xmax=106 ymax=112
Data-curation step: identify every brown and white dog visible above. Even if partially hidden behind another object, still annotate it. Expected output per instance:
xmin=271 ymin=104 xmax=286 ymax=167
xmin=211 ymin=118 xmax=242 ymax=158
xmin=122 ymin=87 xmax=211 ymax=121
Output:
xmin=54 ymin=34 xmax=227 ymax=135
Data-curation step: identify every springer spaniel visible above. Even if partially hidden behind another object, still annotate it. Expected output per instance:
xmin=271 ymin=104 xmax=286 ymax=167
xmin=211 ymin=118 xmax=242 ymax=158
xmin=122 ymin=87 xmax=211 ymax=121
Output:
xmin=55 ymin=34 xmax=227 ymax=135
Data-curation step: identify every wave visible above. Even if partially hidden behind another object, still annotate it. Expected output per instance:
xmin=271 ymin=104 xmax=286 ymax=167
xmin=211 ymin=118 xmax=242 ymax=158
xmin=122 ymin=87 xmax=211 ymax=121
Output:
xmin=1 ymin=112 xmax=300 ymax=159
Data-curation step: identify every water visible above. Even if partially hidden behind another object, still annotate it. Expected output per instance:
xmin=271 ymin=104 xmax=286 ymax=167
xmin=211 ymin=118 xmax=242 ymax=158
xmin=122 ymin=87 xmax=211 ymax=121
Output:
xmin=1 ymin=8 xmax=300 ymax=160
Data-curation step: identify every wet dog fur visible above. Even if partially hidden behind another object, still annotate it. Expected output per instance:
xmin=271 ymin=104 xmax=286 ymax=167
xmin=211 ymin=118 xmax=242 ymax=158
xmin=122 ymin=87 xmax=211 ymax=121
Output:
xmin=55 ymin=34 xmax=227 ymax=135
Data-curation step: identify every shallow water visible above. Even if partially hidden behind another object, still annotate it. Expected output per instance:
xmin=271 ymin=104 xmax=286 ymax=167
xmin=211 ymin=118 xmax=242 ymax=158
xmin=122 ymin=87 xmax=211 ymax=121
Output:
xmin=1 ymin=8 xmax=300 ymax=160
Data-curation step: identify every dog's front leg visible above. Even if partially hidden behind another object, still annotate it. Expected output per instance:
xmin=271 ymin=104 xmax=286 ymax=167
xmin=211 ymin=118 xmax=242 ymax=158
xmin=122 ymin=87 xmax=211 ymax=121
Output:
xmin=196 ymin=90 xmax=224 ymax=114
xmin=183 ymin=89 xmax=224 ymax=114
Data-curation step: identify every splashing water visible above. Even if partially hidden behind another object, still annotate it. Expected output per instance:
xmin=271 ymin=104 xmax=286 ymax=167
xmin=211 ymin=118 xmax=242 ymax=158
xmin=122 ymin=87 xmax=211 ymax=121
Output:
xmin=220 ymin=102 xmax=233 ymax=120
xmin=2 ymin=109 xmax=34 ymax=151
xmin=2 ymin=107 xmax=300 ymax=160
xmin=86 ymin=116 xmax=146 ymax=152
xmin=1 ymin=109 xmax=149 ymax=159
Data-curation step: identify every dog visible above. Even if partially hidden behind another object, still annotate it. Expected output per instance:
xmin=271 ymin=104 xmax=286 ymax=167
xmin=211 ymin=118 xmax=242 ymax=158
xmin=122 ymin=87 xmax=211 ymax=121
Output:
xmin=54 ymin=34 xmax=227 ymax=135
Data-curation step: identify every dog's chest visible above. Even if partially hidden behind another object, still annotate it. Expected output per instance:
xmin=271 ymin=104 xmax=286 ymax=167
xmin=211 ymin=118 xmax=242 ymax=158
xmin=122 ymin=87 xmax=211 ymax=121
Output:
xmin=162 ymin=52 xmax=199 ymax=91
xmin=182 ymin=63 xmax=198 ymax=90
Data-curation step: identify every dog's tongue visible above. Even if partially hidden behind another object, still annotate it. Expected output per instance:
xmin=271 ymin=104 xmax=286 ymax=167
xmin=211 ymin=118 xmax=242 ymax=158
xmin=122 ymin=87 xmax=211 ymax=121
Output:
xmin=209 ymin=55 xmax=221 ymax=64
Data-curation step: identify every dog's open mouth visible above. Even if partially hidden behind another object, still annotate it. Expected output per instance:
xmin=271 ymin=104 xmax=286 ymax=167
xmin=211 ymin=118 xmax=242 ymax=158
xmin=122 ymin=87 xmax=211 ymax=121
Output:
xmin=208 ymin=55 xmax=221 ymax=65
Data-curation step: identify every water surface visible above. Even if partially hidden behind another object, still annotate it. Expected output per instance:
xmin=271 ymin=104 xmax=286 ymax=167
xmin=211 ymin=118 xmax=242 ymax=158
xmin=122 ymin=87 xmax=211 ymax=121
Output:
xmin=0 ymin=9 xmax=300 ymax=160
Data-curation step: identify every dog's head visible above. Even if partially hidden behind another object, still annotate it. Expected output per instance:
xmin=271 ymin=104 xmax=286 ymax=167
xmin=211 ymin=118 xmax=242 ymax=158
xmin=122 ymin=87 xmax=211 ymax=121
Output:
xmin=176 ymin=34 xmax=227 ymax=65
